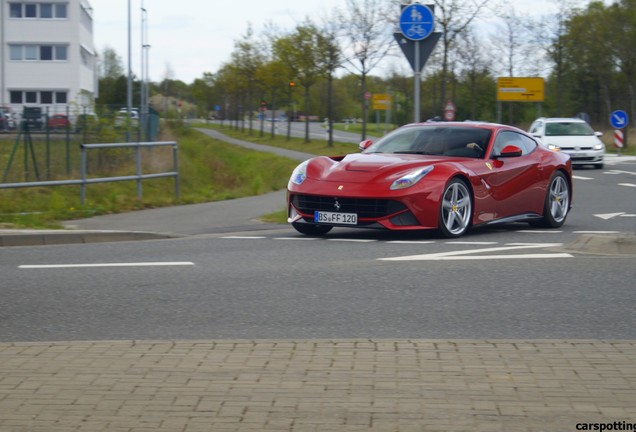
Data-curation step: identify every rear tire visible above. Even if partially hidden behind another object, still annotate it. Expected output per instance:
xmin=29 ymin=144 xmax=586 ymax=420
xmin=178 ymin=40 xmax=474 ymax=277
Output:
xmin=291 ymin=222 xmax=333 ymax=236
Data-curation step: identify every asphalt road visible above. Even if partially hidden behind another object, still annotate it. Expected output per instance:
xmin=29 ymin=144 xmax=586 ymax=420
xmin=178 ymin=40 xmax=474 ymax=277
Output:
xmin=1 ymin=156 xmax=635 ymax=342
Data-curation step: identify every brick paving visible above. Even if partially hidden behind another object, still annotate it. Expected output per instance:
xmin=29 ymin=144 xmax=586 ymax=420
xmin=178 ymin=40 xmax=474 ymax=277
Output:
xmin=1 ymin=339 xmax=635 ymax=431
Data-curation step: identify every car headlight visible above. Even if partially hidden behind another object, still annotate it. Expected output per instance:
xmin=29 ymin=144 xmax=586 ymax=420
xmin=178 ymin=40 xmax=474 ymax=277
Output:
xmin=290 ymin=160 xmax=310 ymax=185
xmin=594 ymin=143 xmax=604 ymax=151
xmin=390 ymin=166 xmax=434 ymax=190
xmin=546 ymin=143 xmax=560 ymax=151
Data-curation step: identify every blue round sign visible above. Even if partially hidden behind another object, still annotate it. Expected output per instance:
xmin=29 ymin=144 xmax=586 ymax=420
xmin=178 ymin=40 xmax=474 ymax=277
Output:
xmin=400 ymin=4 xmax=434 ymax=41
xmin=610 ymin=110 xmax=629 ymax=129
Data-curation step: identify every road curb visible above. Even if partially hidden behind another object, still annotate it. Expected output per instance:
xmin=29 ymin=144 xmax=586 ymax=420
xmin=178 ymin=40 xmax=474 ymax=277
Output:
xmin=0 ymin=230 xmax=181 ymax=247
xmin=560 ymin=232 xmax=636 ymax=255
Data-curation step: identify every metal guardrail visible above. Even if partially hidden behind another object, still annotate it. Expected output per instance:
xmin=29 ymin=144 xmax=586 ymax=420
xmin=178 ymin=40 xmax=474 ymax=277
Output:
xmin=0 ymin=141 xmax=180 ymax=204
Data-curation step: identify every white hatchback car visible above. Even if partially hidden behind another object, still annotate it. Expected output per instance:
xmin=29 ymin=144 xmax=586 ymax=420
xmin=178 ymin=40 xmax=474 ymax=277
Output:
xmin=529 ymin=117 xmax=605 ymax=169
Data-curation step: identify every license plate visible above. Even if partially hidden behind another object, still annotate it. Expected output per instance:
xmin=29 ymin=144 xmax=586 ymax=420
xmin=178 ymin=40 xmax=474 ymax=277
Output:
xmin=314 ymin=211 xmax=358 ymax=225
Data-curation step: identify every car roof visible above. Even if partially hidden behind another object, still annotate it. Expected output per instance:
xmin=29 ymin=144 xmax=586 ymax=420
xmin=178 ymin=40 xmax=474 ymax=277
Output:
xmin=407 ymin=121 xmax=526 ymax=133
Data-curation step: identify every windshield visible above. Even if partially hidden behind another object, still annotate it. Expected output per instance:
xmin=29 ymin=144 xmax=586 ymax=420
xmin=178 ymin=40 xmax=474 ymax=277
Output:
xmin=545 ymin=121 xmax=594 ymax=136
xmin=364 ymin=126 xmax=492 ymax=158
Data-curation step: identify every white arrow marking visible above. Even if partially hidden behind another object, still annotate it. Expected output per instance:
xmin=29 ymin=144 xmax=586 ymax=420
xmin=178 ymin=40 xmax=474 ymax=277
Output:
xmin=379 ymin=243 xmax=570 ymax=261
xmin=595 ymin=212 xmax=626 ymax=220
xmin=613 ymin=113 xmax=626 ymax=126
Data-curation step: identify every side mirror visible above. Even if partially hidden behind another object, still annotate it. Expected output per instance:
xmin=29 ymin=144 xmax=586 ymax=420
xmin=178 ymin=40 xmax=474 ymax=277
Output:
xmin=595 ymin=131 xmax=603 ymax=137
xmin=496 ymin=145 xmax=523 ymax=158
xmin=359 ymin=139 xmax=373 ymax=151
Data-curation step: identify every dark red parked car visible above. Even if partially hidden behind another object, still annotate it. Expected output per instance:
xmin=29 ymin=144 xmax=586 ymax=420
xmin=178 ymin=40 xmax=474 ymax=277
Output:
xmin=48 ymin=114 xmax=71 ymax=130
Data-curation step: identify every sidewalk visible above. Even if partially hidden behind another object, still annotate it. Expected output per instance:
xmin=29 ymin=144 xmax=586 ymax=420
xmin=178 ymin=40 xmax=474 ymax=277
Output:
xmin=1 ymin=130 xmax=635 ymax=431
xmin=2 ymin=339 xmax=635 ymax=431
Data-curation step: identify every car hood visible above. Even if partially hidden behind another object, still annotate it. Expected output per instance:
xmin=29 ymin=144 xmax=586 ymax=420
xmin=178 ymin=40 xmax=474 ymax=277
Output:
xmin=307 ymin=153 xmax=443 ymax=184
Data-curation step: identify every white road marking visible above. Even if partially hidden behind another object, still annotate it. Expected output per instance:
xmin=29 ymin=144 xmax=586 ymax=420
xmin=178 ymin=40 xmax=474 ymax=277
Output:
xmin=379 ymin=243 xmax=570 ymax=261
xmin=386 ymin=241 xmax=436 ymax=244
xmin=274 ymin=237 xmax=318 ymax=241
xmin=516 ymin=230 xmax=563 ymax=233
xmin=221 ymin=236 xmax=266 ymax=239
xmin=574 ymin=231 xmax=620 ymax=234
xmin=385 ymin=253 xmax=573 ymax=261
xmin=573 ymin=175 xmax=594 ymax=180
xmin=327 ymin=238 xmax=377 ymax=243
xmin=619 ymin=183 xmax=636 ymax=188
xmin=444 ymin=241 xmax=498 ymax=245
xmin=19 ymin=262 xmax=195 ymax=269
xmin=606 ymin=170 xmax=636 ymax=175
xmin=595 ymin=212 xmax=625 ymax=220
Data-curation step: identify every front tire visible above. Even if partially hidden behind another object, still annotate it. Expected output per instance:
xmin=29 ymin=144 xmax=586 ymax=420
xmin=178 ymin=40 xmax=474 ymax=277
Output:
xmin=438 ymin=178 xmax=472 ymax=238
xmin=537 ymin=171 xmax=570 ymax=228
xmin=292 ymin=222 xmax=333 ymax=236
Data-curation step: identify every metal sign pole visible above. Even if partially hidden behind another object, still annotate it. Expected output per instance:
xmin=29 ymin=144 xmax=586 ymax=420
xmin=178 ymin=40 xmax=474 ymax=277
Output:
xmin=414 ymin=40 xmax=420 ymax=123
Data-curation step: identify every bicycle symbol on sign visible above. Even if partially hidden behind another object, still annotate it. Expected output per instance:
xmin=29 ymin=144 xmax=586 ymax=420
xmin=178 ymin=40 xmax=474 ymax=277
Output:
xmin=406 ymin=24 xmax=427 ymax=38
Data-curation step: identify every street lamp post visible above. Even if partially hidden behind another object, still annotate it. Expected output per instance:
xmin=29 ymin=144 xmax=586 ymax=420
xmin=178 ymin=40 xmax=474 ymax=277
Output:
xmin=141 ymin=1 xmax=150 ymax=141
xmin=126 ymin=0 xmax=133 ymax=142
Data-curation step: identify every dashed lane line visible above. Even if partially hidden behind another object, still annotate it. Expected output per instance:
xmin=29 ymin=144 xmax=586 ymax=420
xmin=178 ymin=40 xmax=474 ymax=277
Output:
xmin=19 ymin=262 xmax=195 ymax=269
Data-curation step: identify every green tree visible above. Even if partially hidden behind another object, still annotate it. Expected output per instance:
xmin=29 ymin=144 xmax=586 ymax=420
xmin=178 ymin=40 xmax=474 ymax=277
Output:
xmin=273 ymin=21 xmax=326 ymax=143
xmin=432 ymin=0 xmax=489 ymax=114
xmin=231 ymin=25 xmax=266 ymax=133
xmin=191 ymin=73 xmax=215 ymax=118
xmin=338 ymin=0 xmax=393 ymax=140
xmin=316 ymin=11 xmax=343 ymax=147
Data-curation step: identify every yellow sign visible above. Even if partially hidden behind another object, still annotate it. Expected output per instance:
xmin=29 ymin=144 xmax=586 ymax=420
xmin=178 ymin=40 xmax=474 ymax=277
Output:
xmin=372 ymin=93 xmax=392 ymax=110
xmin=497 ymin=77 xmax=544 ymax=102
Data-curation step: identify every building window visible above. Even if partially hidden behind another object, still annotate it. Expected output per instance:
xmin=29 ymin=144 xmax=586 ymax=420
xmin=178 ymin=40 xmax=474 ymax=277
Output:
xmin=7 ymin=90 xmax=69 ymax=104
xmin=40 ymin=3 xmax=53 ymax=18
xmin=80 ymin=46 xmax=93 ymax=67
xmin=54 ymin=3 xmax=67 ymax=18
xmin=8 ymin=2 xmax=69 ymax=19
xmin=55 ymin=92 xmax=67 ymax=103
xmin=80 ymin=5 xmax=93 ymax=32
xmin=55 ymin=46 xmax=67 ymax=60
xmin=41 ymin=91 xmax=53 ymax=104
xmin=9 ymin=46 xmax=22 ymax=61
xmin=10 ymin=91 xmax=22 ymax=104
xmin=25 ymin=4 xmax=37 ymax=18
xmin=8 ymin=44 xmax=69 ymax=61
xmin=9 ymin=3 xmax=22 ymax=17
xmin=25 ymin=45 xmax=38 ymax=60
xmin=25 ymin=92 xmax=37 ymax=103
xmin=40 ymin=46 xmax=53 ymax=61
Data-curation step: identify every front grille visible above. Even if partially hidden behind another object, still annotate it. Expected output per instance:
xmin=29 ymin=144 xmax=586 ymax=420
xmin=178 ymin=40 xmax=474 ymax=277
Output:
xmin=291 ymin=194 xmax=406 ymax=219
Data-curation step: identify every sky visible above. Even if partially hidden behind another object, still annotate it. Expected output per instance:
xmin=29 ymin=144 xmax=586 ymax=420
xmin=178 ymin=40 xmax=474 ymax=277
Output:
xmin=90 ymin=0 xmax=582 ymax=85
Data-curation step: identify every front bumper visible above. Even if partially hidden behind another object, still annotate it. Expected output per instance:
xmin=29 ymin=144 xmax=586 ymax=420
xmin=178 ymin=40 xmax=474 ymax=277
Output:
xmin=287 ymin=180 xmax=445 ymax=231
xmin=561 ymin=149 xmax=604 ymax=166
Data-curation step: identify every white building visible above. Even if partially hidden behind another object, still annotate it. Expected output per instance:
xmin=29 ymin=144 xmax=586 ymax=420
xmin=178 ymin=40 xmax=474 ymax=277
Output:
xmin=0 ymin=0 xmax=97 ymax=119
